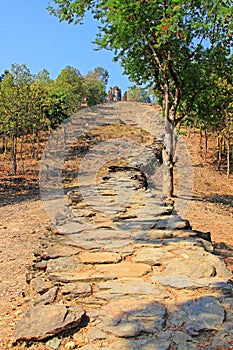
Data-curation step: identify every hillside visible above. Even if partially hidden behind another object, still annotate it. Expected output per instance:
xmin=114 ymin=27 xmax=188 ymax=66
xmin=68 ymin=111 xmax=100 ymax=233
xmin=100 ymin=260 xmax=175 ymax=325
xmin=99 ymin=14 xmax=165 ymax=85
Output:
xmin=0 ymin=102 xmax=232 ymax=349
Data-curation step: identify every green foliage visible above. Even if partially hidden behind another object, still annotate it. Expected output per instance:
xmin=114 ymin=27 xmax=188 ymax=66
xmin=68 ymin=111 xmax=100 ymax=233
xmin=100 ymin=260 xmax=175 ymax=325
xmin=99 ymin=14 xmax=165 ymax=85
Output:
xmin=85 ymin=66 xmax=109 ymax=86
xmin=127 ymin=85 xmax=152 ymax=103
xmin=55 ymin=65 xmax=84 ymax=113
xmin=35 ymin=69 xmax=53 ymax=85
xmin=84 ymin=77 xmax=106 ymax=106
xmin=47 ymin=0 xmax=233 ymax=191
xmin=0 ymin=63 xmax=109 ymax=173
xmin=47 ymin=0 xmax=233 ymax=122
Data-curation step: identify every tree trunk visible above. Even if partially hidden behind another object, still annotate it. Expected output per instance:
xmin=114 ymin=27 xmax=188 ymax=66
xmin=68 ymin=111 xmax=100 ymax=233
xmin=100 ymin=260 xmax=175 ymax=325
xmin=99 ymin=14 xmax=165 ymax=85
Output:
xmin=199 ymin=127 xmax=203 ymax=158
xmin=12 ymin=135 xmax=17 ymax=175
xmin=30 ymin=134 xmax=35 ymax=159
xmin=187 ymin=126 xmax=191 ymax=138
xmin=1 ymin=135 xmax=5 ymax=154
xmin=204 ymin=128 xmax=208 ymax=161
xmin=162 ymin=88 xmax=174 ymax=199
xmin=217 ymin=135 xmax=222 ymax=171
xmin=19 ymin=135 xmax=25 ymax=174
xmin=225 ymin=137 xmax=230 ymax=178
xmin=2 ymin=134 xmax=8 ymax=158
xmin=36 ymin=132 xmax=40 ymax=160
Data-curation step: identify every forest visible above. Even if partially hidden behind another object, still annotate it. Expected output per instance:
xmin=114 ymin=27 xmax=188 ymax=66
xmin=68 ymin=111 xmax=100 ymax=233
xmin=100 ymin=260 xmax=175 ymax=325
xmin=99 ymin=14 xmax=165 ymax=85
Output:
xmin=0 ymin=61 xmax=232 ymax=178
xmin=128 ymin=68 xmax=233 ymax=179
xmin=0 ymin=63 xmax=108 ymax=174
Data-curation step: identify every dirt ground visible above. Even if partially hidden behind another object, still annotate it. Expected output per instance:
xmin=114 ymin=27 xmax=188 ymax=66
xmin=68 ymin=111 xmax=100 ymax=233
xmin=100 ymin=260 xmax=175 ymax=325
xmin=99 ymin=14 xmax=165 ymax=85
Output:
xmin=183 ymin=132 xmax=233 ymax=254
xmin=0 ymin=129 xmax=232 ymax=349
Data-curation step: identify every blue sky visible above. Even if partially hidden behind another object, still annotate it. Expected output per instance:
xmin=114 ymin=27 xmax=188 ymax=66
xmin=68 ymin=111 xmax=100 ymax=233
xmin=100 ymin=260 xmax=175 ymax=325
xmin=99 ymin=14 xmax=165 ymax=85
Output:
xmin=0 ymin=0 xmax=131 ymax=93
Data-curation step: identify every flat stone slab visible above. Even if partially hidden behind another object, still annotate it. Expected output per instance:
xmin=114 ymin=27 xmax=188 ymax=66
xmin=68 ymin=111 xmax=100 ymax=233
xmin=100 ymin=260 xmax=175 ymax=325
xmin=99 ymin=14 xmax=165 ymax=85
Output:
xmin=41 ymin=245 xmax=80 ymax=259
xmin=170 ymin=296 xmax=225 ymax=335
xmin=61 ymin=282 xmax=92 ymax=299
xmin=95 ymin=278 xmax=168 ymax=300
xmin=132 ymin=247 xmax=173 ymax=265
xmin=46 ymin=256 xmax=82 ymax=273
xmin=78 ymin=338 xmax=172 ymax=350
xmin=150 ymin=247 xmax=232 ymax=279
xmin=151 ymin=275 xmax=233 ymax=290
xmin=108 ymin=337 xmax=172 ymax=350
xmin=95 ymin=261 xmax=151 ymax=278
xmin=16 ymin=305 xmax=85 ymax=341
xmin=79 ymin=251 xmax=122 ymax=264
xmin=98 ymin=298 xmax=167 ymax=337
xmin=48 ymin=270 xmax=117 ymax=283
xmin=56 ymin=221 xmax=85 ymax=234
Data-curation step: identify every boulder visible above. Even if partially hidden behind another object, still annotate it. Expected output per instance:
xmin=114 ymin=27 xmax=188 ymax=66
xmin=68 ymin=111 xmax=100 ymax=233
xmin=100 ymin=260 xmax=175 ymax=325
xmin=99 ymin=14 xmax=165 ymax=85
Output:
xmin=16 ymin=305 xmax=85 ymax=341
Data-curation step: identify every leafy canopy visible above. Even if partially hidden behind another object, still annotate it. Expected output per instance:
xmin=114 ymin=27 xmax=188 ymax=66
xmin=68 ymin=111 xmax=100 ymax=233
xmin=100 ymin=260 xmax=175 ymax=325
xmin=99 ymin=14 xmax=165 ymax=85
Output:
xmin=48 ymin=0 xmax=233 ymax=122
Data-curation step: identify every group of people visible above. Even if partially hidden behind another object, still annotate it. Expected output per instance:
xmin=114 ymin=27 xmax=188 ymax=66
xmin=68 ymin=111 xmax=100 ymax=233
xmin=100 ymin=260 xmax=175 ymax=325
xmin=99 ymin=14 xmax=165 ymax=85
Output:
xmin=107 ymin=86 xmax=122 ymax=102
xmin=107 ymin=86 xmax=128 ymax=102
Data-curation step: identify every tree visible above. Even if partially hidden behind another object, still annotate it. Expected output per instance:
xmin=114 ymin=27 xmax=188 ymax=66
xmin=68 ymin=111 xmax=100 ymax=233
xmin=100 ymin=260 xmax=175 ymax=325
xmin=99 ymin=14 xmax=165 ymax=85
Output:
xmin=55 ymin=65 xmax=84 ymax=113
xmin=35 ymin=69 xmax=53 ymax=86
xmin=187 ymin=49 xmax=233 ymax=176
xmin=86 ymin=66 xmax=109 ymax=86
xmin=48 ymin=0 xmax=233 ymax=197
xmin=127 ymin=85 xmax=152 ymax=103
xmin=0 ymin=64 xmax=34 ymax=174
xmin=0 ymin=64 xmax=71 ymax=173
xmin=84 ymin=67 xmax=108 ymax=106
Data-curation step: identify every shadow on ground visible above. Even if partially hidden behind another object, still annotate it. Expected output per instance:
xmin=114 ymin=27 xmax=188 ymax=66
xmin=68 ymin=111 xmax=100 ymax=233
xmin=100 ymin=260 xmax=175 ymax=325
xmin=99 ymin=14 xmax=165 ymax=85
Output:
xmin=0 ymin=176 xmax=40 ymax=206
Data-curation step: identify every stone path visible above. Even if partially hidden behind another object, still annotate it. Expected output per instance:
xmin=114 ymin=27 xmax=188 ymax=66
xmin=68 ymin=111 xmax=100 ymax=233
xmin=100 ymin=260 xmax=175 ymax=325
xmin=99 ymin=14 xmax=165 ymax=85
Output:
xmin=16 ymin=103 xmax=233 ymax=349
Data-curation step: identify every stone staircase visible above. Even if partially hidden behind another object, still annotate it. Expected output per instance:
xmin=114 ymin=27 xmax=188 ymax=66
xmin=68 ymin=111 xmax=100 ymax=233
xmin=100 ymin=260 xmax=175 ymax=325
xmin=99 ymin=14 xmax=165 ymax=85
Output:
xmin=16 ymin=102 xmax=233 ymax=349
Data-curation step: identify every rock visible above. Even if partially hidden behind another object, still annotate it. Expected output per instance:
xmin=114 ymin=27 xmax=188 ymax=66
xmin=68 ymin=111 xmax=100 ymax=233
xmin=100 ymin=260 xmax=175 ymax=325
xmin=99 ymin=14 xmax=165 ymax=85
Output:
xmin=154 ymin=216 xmax=191 ymax=230
xmin=16 ymin=305 xmax=85 ymax=341
xmin=83 ymin=337 xmax=171 ymax=350
xmin=41 ymin=245 xmax=80 ymax=259
xmin=46 ymin=337 xmax=61 ymax=349
xmin=211 ymin=322 xmax=233 ymax=349
xmin=86 ymin=327 xmax=107 ymax=341
xmin=78 ymin=251 xmax=122 ymax=264
xmin=46 ymin=257 xmax=80 ymax=273
xmin=33 ymin=260 xmax=48 ymax=270
xmin=33 ymin=287 xmax=58 ymax=306
xmin=152 ymin=259 xmax=216 ymax=279
xmin=151 ymin=275 xmax=232 ymax=291
xmin=48 ymin=271 xmax=116 ymax=283
xmin=95 ymin=261 xmax=151 ymax=278
xmin=30 ymin=276 xmax=52 ymax=294
xmin=98 ymin=298 xmax=167 ymax=337
xmin=95 ymin=278 xmax=168 ymax=300
xmin=173 ymin=331 xmax=197 ymax=350
xmin=57 ymin=221 xmax=84 ymax=235
xmin=61 ymin=283 xmax=92 ymax=299
xmin=151 ymin=275 xmax=200 ymax=289
xmin=132 ymin=247 xmax=173 ymax=265
xmin=170 ymin=296 xmax=225 ymax=335
xmin=65 ymin=341 xmax=76 ymax=349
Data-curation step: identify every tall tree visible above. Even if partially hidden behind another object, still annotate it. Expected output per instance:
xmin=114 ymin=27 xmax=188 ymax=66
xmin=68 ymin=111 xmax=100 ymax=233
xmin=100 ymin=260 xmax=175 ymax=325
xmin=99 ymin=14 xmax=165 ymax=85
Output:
xmin=84 ymin=67 xmax=108 ymax=106
xmin=35 ymin=68 xmax=53 ymax=86
xmin=0 ymin=64 xmax=35 ymax=173
xmin=84 ymin=77 xmax=107 ymax=106
xmin=127 ymin=85 xmax=152 ymax=103
xmin=55 ymin=65 xmax=84 ymax=113
xmin=86 ymin=66 xmax=109 ymax=86
xmin=0 ymin=64 xmax=71 ymax=173
xmin=48 ymin=0 xmax=233 ymax=197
